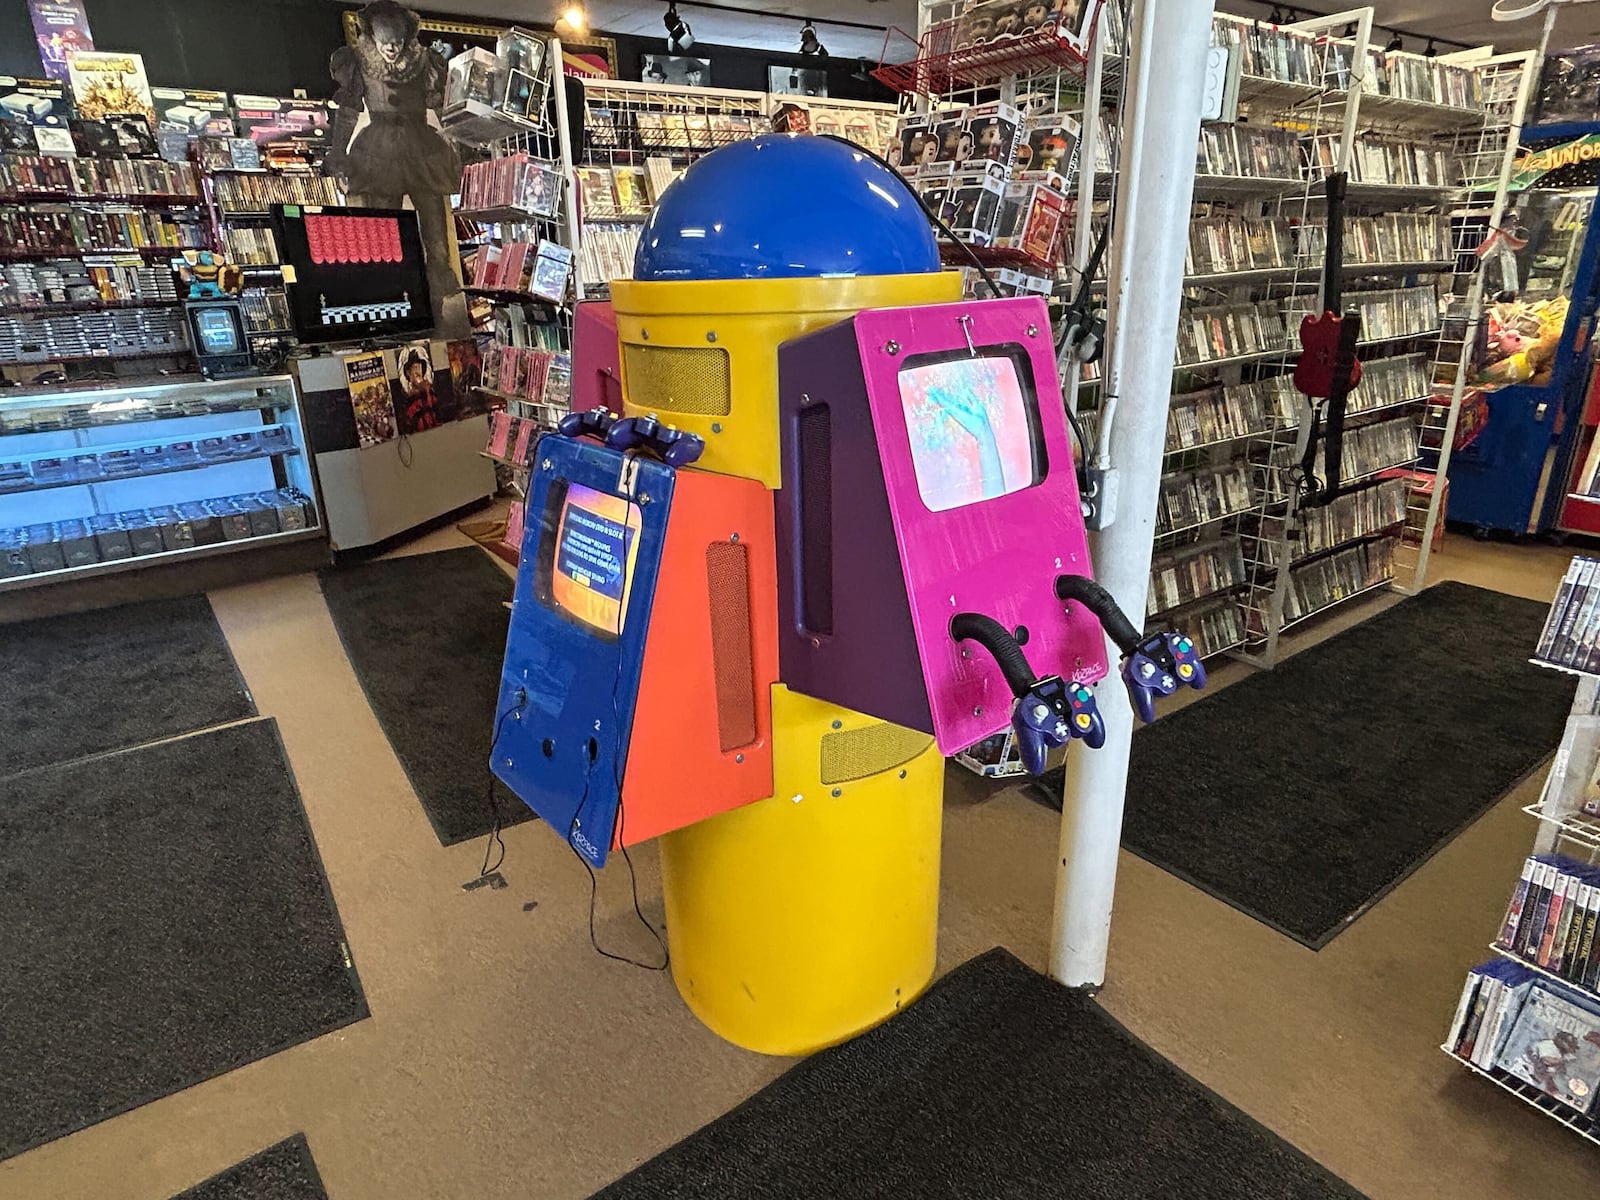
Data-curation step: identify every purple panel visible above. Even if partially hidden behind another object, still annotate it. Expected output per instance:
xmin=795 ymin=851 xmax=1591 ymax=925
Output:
xmin=774 ymin=332 xmax=933 ymax=733
xmin=778 ymin=296 xmax=1109 ymax=755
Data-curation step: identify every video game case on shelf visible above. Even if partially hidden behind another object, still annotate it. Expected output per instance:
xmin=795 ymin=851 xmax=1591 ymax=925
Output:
xmin=1336 ymin=415 xmax=1418 ymax=483
xmin=1446 ymin=960 xmax=1541 ymax=1072
xmin=1195 ymin=122 xmax=1301 ymax=181
xmin=1448 ymin=964 xmax=1600 ymax=1116
xmin=1281 ymin=284 xmax=1442 ymax=344
xmin=1209 ymin=14 xmax=1324 ymax=85
xmin=1156 ymin=461 xmax=1252 ymax=534
xmin=0 ymin=256 xmax=178 ymax=308
xmin=210 ymin=172 xmax=341 ymax=214
xmin=221 ymin=224 xmax=279 ymax=266
xmin=0 ymin=205 xmax=207 ymax=255
xmin=1496 ymin=854 xmax=1600 ymax=989
xmin=0 ymin=487 xmax=315 ymax=580
xmin=578 ymin=223 xmax=641 ymax=288
xmin=1258 ymin=475 xmax=1410 ymax=565
xmin=1147 ymin=536 xmax=1246 ymax=616
xmin=1158 ymin=595 xmax=1247 ymax=659
xmin=1535 ymin=556 xmax=1600 ymax=671
xmin=0 ymin=153 xmax=201 ymax=199
xmin=1280 ymin=536 xmax=1396 ymax=621
xmin=1295 ymin=213 xmax=1453 ymax=267
xmin=0 ymin=305 xmax=188 ymax=363
xmin=458 ymin=153 xmax=563 ymax=218
xmin=1165 ymin=379 xmax=1277 ymax=452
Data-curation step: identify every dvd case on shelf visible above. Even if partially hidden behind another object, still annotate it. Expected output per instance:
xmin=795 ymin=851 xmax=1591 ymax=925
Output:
xmin=1279 ymin=536 xmax=1397 ymax=622
xmin=1147 ymin=536 xmax=1247 ymax=616
xmin=1156 ymin=461 xmax=1254 ymax=534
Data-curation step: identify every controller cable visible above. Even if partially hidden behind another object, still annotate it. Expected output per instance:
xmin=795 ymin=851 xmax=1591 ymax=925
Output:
xmin=561 ymin=540 xmax=669 ymax=973
xmin=480 ymin=694 xmax=526 ymax=878
xmin=949 ymin=613 xmax=1038 ymax=700
xmin=816 ymin=133 xmax=1002 ymax=301
xmin=1054 ymin=573 xmax=1179 ymax=672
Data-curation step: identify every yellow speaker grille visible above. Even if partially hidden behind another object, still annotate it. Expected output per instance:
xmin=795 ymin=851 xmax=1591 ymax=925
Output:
xmin=819 ymin=723 xmax=934 ymax=786
xmin=622 ymin=344 xmax=732 ymax=416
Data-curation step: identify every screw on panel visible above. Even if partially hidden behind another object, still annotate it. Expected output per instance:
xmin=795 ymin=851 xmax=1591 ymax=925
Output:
xmin=504 ymin=757 xmax=513 ymax=768
xmin=884 ymin=340 xmax=900 ymax=355
xmin=711 ymin=422 xmax=723 ymax=433
xmin=735 ymin=753 xmax=745 ymax=763
xmin=641 ymin=329 xmax=650 ymax=340
xmin=706 ymin=331 xmax=718 ymax=342
xmin=973 ymin=706 xmax=983 ymax=717
xmin=730 ymin=532 xmax=740 ymax=542
xmin=831 ymin=719 xmax=842 ymax=729
xmin=831 ymin=788 xmax=842 ymax=798
xmin=811 ymin=637 xmax=821 ymax=648
xmin=792 ymin=794 xmax=803 ymax=803
xmin=800 ymin=393 xmax=811 ymax=404
xmin=541 ymin=458 xmax=553 ymax=471
xmin=898 ymin=769 xmax=907 ymax=779
xmin=1026 ymin=324 xmax=1039 ymax=337
xmin=639 ymin=494 xmax=652 ymax=505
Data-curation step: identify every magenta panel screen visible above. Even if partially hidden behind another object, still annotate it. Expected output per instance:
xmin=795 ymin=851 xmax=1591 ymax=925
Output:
xmin=897 ymin=349 xmax=1041 ymax=513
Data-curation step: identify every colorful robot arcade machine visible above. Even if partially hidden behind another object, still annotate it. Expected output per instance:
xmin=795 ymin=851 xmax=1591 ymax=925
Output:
xmin=490 ymin=136 xmax=1202 ymax=1055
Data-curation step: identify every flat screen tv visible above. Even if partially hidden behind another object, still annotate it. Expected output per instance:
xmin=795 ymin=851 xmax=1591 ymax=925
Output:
xmin=272 ymin=203 xmax=434 ymax=344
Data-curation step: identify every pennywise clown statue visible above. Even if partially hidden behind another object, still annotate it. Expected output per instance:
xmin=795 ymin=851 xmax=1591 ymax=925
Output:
xmin=327 ymin=1 xmax=468 ymax=336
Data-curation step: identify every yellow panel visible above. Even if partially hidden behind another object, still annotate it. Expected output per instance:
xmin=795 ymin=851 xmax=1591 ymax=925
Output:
xmin=612 ymin=271 xmax=962 ymax=489
xmin=658 ymin=684 xmax=943 ymax=1056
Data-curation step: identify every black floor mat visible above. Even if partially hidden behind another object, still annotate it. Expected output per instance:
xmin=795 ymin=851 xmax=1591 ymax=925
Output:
xmin=318 ymin=547 xmax=528 ymax=845
xmin=1035 ymin=581 xmax=1572 ymax=947
xmin=171 ymin=1134 xmax=329 ymax=1200
xmin=0 ymin=720 xmax=367 ymax=1162
xmin=0 ymin=595 xmax=255 ymax=778
xmin=594 ymin=948 xmax=1361 ymax=1200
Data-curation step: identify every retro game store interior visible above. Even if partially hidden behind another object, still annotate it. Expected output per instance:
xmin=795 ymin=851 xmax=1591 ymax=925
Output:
xmin=12 ymin=0 xmax=1600 ymax=1196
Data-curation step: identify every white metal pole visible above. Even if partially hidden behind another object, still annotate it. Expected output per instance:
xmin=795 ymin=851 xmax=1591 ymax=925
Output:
xmin=551 ymin=38 xmax=587 ymax=304
xmin=1049 ymin=0 xmax=1215 ymax=989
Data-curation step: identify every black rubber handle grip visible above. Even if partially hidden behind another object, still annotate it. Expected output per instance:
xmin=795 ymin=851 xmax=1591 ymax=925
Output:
xmin=1054 ymin=574 xmax=1141 ymax=655
xmin=950 ymin=612 xmax=1037 ymax=699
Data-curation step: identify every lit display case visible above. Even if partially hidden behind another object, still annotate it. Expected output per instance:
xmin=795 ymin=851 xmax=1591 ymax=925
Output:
xmin=0 ymin=373 xmax=321 ymax=590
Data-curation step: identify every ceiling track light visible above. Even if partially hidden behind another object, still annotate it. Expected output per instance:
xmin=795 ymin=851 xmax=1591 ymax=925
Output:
xmin=1385 ymin=31 xmax=1404 ymax=52
xmin=1423 ymin=37 xmax=1438 ymax=57
xmin=800 ymin=19 xmax=828 ymax=57
xmin=1268 ymin=5 xmax=1285 ymax=23
xmin=664 ymin=1 xmax=694 ymax=54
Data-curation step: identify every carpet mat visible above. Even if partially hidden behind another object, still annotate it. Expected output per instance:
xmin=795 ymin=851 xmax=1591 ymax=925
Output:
xmin=0 ymin=720 xmax=367 ymax=1162
xmin=594 ymin=947 xmax=1361 ymax=1200
xmin=172 ymin=1135 xmax=329 ymax=1200
xmin=0 ymin=595 xmax=255 ymax=778
xmin=1035 ymin=581 xmax=1572 ymax=947
xmin=318 ymin=546 xmax=527 ymax=845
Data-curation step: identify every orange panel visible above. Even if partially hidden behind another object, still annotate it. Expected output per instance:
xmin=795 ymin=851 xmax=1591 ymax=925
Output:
xmin=618 ymin=469 xmax=778 ymax=845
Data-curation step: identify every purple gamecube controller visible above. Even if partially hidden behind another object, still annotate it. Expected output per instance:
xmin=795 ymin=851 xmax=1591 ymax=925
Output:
xmin=1120 ymin=631 xmax=1207 ymax=724
xmin=558 ymin=406 xmax=617 ymax=441
xmin=1011 ymin=675 xmax=1105 ymax=776
xmin=604 ymin=413 xmax=705 ymax=468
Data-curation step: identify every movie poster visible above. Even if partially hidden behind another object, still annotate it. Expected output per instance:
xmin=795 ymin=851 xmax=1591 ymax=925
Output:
xmin=345 ymin=351 xmax=397 ymax=447
xmin=65 ymin=50 xmax=155 ymax=126
xmin=447 ymin=338 xmax=488 ymax=418
xmin=28 ymin=0 xmax=93 ymax=82
xmin=392 ymin=341 xmax=443 ymax=435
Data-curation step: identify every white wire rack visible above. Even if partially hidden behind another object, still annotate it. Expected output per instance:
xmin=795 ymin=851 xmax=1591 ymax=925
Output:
xmin=1393 ymin=51 xmax=1538 ymax=583
xmin=1440 ymin=1046 xmax=1600 ymax=1147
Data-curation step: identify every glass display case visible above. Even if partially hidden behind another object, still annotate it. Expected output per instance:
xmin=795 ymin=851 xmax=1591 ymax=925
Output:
xmin=0 ymin=373 xmax=321 ymax=590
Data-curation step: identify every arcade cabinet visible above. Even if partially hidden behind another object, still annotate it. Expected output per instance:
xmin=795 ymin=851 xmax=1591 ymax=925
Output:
xmin=491 ymin=135 xmax=1201 ymax=1055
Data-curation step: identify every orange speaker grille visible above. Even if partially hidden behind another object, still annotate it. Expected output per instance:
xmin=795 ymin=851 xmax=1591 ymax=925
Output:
xmin=622 ymin=344 xmax=732 ymax=416
xmin=819 ymin=723 xmax=934 ymax=786
xmin=706 ymin=541 xmax=758 ymax=752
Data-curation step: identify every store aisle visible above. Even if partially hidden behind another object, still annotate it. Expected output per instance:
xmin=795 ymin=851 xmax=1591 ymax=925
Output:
xmin=0 ymin=531 xmax=1589 ymax=1200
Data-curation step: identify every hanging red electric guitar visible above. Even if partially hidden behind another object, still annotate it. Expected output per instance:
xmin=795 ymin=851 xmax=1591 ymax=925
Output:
xmin=1293 ymin=171 xmax=1362 ymax=508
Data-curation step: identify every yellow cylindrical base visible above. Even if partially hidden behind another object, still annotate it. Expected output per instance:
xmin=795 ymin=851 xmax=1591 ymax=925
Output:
xmin=659 ymin=686 xmax=944 ymax=1056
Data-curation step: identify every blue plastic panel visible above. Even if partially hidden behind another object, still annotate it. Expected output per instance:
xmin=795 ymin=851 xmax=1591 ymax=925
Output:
xmin=490 ymin=435 xmax=674 ymax=867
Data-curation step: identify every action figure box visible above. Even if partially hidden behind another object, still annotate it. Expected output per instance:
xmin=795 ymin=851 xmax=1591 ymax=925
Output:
xmin=895 ymin=116 xmax=932 ymax=171
xmin=964 ymin=101 xmax=1022 ymax=178
xmin=946 ymin=168 xmax=1007 ymax=246
xmin=771 ymin=101 xmax=811 ymax=134
xmin=1014 ymin=110 xmax=1080 ymax=181
xmin=442 ymin=31 xmax=547 ymax=146
xmin=996 ymin=180 xmax=1068 ymax=264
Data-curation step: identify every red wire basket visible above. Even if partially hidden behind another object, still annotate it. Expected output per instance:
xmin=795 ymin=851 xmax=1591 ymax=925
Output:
xmin=872 ymin=14 xmax=1096 ymax=98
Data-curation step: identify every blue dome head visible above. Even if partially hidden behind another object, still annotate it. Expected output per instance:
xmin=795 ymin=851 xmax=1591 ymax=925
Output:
xmin=632 ymin=134 xmax=942 ymax=282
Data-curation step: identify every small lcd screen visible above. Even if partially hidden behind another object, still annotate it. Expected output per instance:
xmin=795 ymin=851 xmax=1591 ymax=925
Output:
xmin=897 ymin=348 xmax=1043 ymax=512
xmin=546 ymin=483 xmax=642 ymax=636
xmin=192 ymin=307 xmax=242 ymax=356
